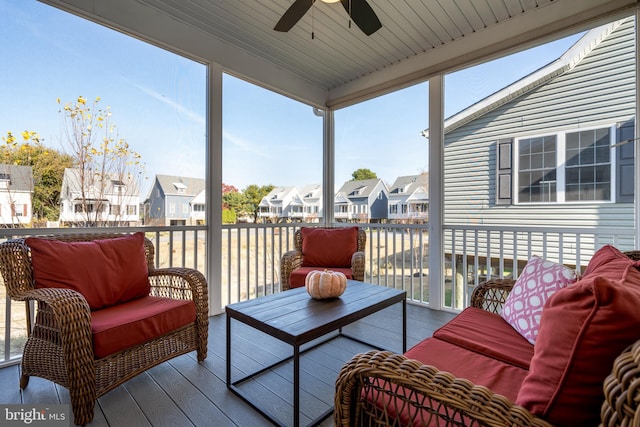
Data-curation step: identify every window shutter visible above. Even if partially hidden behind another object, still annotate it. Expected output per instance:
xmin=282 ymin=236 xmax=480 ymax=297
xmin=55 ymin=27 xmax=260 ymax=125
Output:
xmin=496 ymin=138 xmax=513 ymax=205
xmin=616 ymin=119 xmax=635 ymax=203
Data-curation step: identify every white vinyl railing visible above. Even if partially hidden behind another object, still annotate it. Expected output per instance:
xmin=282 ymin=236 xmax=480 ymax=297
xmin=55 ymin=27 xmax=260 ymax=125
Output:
xmin=0 ymin=223 xmax=632 ymax=366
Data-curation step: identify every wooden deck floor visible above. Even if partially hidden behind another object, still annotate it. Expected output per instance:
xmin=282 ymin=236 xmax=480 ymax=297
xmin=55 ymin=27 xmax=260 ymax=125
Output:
xmin=0 ymin=302 xmax=456 ymax=427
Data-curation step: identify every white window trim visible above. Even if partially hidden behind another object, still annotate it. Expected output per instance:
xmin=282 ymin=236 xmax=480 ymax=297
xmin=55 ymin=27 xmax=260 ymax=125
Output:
xmin=513 ymin=124 xmax=617 ymax=204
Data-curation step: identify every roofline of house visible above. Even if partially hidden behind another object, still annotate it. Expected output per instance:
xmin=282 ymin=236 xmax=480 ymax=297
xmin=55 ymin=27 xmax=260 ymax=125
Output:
xmin=421 ymin=19 xmax=624 ymax=139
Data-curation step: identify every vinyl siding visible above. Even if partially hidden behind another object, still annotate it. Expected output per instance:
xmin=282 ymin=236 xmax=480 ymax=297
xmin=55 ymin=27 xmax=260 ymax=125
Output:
xmin=443 ymin=18 xmax=635 ymax=232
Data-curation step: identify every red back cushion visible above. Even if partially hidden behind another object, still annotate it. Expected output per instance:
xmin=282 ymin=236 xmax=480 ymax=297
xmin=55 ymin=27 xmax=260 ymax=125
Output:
xmin=582 ymin=244 xmax=640 ymax=278
xmin=301 ymin=227 xmax=358 ymax=268
xmin=27 ymin=233 xmax=150 ymax=310
xmin=516 ymin=273 xmax=640 ymax=426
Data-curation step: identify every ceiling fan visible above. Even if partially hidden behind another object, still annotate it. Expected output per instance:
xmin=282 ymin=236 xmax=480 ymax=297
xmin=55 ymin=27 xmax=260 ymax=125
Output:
xmin=274 ymin=0 xmax=382 ymax=36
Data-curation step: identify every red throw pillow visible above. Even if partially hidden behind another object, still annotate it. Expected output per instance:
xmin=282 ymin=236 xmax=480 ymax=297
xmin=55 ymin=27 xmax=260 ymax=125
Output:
xmin=26 ymin=233 xmax=150 ymax=310
xmin=301 ymin=227 xmax=359 ymax=268
xmin=581 ymin=244 xmax=640 ymax=278
xmin=516 ymin=274 xmax=640 ymax=426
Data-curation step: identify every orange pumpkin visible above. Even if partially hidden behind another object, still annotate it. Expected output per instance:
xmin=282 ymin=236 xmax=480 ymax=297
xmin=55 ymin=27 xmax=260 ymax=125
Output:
xmin=305 ymin=269 xmax=347 ymax=299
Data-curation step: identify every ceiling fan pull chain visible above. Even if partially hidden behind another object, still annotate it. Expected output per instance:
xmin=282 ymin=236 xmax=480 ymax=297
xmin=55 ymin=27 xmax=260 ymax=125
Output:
xmin=311 ymin=0 xmax=315 ymax=39
xmin=349 ymin=0 xmax=352 ymax=28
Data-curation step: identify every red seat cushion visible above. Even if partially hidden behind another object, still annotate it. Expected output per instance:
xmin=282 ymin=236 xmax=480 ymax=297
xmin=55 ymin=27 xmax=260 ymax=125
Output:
xmin=516 ymin=274 xmax=640 ymax=426
xmin=27 ymin=233 xmax=150 ymax=310
xmin=433 ymin=307 xmax=534 ymax=369
xmin=366 ymin=337 xmax=529 ymax=426
xmin=289 ymin=266 xmax=353 ymax=288
xmin=301 ymin=227 xmax=358 ymax=268
xmin=91 ymin=295 xmax=196 ymax=358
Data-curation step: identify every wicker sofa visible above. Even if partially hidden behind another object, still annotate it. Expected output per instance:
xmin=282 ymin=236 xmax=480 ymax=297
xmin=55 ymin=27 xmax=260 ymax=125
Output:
xmin=335 ymin=246 xmax=640 ymax=426
xmin=0 ymin=232 xmax=209 ymax=426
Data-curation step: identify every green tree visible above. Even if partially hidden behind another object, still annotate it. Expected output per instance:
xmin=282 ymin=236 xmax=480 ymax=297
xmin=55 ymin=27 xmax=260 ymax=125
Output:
xmin=243 ymin=184 xmax=274 ymax=222
xmin=58 ymin=96 xmax=144 ymax=226
xmin=351 ymin=168 xmax=377 ymax=180
xmin=222 ymin=190 xmax=249 ymax=221
xmin=0 ymin=131 xmax=74 ymax=223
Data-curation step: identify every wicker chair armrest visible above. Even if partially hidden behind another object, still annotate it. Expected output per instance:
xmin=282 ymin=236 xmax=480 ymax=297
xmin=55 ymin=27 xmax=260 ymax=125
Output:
xmin=335 ymin=350 xmax=552 ymax=427
xmin=21 ymin=287 xmax=95 ymax=392
xmin=280 ymin=250 xmax=303 ymax=291
xmin=351 ymin=251 xmax=366 ymax=281
xmin=469 ymin=278 xmax=516 ymax=314
xmin=148 ymin=267 xmax=207 ymax=299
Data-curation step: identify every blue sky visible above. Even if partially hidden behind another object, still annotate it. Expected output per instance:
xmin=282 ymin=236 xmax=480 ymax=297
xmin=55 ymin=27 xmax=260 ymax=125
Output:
xmin=2 ymin=0 xmax=582 ymax=194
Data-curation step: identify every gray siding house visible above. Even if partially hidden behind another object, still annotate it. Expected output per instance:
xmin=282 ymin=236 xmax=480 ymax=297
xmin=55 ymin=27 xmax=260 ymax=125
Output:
xmin=425 ymin=18 xmax=635 ymax=264
xmin=334 ymin=178 xmax=389 ymax=222
xmin=144 ymin=175 xmax=205 ymax=226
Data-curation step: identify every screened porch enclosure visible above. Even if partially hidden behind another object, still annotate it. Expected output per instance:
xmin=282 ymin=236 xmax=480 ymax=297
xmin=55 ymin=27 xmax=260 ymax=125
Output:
xmin=1 ymin=0 xmax=640 ymax=425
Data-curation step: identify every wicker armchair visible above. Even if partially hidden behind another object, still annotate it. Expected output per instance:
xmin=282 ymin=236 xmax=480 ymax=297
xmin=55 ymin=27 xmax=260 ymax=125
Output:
xmin=0 ymin=233 xmax=209 ymax=425
xmin=334 ymin=276 xmax=640 ymax=426
xmin=280 ymin=227 xmax=366 ymax=291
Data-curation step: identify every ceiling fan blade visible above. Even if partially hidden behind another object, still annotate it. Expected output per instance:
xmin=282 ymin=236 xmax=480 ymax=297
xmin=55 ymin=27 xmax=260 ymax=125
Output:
xmin=274 ymin=0 xmax=314 ymax=32
xmin=340 ymin=0 xmax=382 ymax=36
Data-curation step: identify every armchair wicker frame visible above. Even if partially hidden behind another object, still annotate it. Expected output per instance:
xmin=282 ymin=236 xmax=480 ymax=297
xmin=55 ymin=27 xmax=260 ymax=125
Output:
xmin=335 ymin=267 xmax=640 ymax=426
xmin=279 ymin=227 xmax=366 ymax=291
xmin=0 ymin=233 xmax=209 ymax=426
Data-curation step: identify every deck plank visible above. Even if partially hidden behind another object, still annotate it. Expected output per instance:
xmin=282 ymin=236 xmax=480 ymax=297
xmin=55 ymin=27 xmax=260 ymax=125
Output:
xmin=0 ymin=302 xmax=455 ymax=426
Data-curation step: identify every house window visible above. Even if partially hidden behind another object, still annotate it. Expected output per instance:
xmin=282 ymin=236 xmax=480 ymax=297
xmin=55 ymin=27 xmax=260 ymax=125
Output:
xmin=518 ymin=135 xmax=557 ymax=203
xmin=565 ymin=128 xmax=611 ymax=201
xmin=169 ymin=203 xmax=176 ymax=214
xmin=12 ymin=204 xmax=26 ymax=217
xmin=389 ymin=205 xmax=398 ymax=214
xmin=127 ymin=205 xmax=137 ymax=215
xmin=173 ymin=182 xmax=187 ymax=194
xmin=110 ymin=205 xmax=120 ymax=215
xmin=514 ymin=126 xmax=614 ymax=203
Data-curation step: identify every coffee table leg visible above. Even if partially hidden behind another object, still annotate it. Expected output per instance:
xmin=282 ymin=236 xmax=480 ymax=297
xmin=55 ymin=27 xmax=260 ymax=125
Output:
xmin=403 ymin=298 xmax=407 ymax=352
xmin=226 ymin=315 xmax=231 ymax=387
xmin=294 ymin=344 xmax=300 ymax=426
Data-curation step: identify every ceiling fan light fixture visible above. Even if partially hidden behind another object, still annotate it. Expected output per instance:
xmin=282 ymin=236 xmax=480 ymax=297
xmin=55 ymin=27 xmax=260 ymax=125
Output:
xmin=320 ymin=0 xmax=341 ymax=3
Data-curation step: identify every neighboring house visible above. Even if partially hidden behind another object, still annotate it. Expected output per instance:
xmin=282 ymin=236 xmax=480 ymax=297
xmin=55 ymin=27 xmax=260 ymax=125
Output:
xmin=144 ymin=175 xmax=205 ymax=226
xmin=0 ymin=164 xmax=33 ymax=227
xmin=388 ymin=174 xmax=429 ymax=223
xmin=288 ymin=184 xmax=322 ymax=223
xmin=334 ymin=178 xmax=389 ymax=223
xmin=190 ymin=189 xmax=206 ymax=225
xmin=257 ymin=186 xmax=298 ymax=223
xmin=59 ymin=168 xmax=140 ymax=227
xmin=423 ymin=18 xmax=635 ymax=262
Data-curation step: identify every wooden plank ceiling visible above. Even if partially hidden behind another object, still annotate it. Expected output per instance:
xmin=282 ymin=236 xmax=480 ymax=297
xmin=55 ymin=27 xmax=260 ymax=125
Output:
xmin=40 ymin=0 xmax=638 ymax=107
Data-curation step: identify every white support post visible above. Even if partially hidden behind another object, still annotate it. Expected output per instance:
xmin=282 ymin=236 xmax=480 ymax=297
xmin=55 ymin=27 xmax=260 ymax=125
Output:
xmin=323 ymin=109 xmax=336 ymax=226
xmin=635 ymin=9 xmax=640 ymax=249
xmin=207 ymin=63 xmax=223 ymax=315
xmin=428 ymin=75 xmax=445 ymax=310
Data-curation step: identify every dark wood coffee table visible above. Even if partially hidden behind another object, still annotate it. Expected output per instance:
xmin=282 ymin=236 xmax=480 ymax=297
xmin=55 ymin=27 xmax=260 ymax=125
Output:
xmin=226 ymin=280 xmax=406 ymax=426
